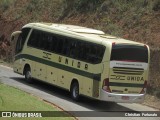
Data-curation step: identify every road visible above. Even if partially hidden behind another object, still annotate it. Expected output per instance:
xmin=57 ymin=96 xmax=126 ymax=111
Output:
xmin=0 ymin=65 xmax=159 ymax=120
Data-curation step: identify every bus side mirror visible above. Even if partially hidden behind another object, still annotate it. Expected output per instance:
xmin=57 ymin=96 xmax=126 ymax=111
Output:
xmin=10 ymin=31 xmax=22 ymax=41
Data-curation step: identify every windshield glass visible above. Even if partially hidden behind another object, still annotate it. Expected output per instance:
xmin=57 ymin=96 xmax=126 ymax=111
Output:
xmin=111 ymin=44 xmax=148 ymax=63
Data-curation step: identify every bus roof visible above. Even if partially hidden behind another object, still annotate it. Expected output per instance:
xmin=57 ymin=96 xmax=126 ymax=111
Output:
xmin=23 ymin=23 xmax=144 ymax=46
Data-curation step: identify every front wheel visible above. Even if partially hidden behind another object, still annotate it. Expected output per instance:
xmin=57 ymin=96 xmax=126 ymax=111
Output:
xmin=71 ymin=82 xmax=79 ymax=101
xmin=24 ymin=67 xmax=32 ymax=83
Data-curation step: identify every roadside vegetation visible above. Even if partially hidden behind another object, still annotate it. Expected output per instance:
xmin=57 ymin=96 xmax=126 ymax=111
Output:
xmin=0 ymin=83 xmax=74 ymax=119
xmin=0 ymin=59 xmax=12 ymax=68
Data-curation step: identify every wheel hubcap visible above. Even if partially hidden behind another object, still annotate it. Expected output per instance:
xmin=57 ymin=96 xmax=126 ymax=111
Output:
xmin=73 ymin=86 xmax=78 ymax=98
xmin=26 ymin=71 xmax=31 ymax=79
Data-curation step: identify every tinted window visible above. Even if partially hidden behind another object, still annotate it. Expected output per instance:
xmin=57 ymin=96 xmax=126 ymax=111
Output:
xmin=79 ymin=42 xmax=105 ymax=64
xmin=21 ymin=28 xmax=31 ymax=45
xmin=67 ymin=40 xmax=105 ymax=64
xmin=111 ymin=44 xmax=148 ymax=63
xmin=51 ymin=36 xmax=59 ymax=52
xmin=27 ymin=29 xmax=105 ymax=64
xmin=28 ymin=30 xmax=62 ymax=52
xmin=67 ymin=40 xmax=78 ymax=58
xmin=55 ymin=37 xmax=65 ymax=54
xmin=27 ymin=30 xmax=39 ymax=47
xmin=15 ymin=28 xmax=30 ymax=54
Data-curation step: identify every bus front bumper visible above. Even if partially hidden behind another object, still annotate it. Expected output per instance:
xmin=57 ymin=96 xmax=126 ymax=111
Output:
xmin=100 ymin=89 xmax=145 ymax=103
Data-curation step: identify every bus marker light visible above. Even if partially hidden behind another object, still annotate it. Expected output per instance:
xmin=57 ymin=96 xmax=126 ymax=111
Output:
xmin=102 ymin=78 xmax=111 ymax=93
xmin=140 ymin=80 xmax=147 ymax=94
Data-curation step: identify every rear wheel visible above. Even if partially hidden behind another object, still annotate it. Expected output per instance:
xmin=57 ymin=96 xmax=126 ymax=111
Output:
xmin=24 ymin=67 xmax=32 ymax=83
xmin=71 ymin=82 xmax=79 ymax=101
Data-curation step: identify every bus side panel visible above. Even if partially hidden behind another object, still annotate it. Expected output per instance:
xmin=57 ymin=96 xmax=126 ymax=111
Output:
xmin=35 ymin=62 xmax=47 ymax=81
xmin=46 ymin=65 xmax=58 ymax=85
xmin=57 ymin=69 xmax=73 ymax=90
xmin=13 ymin=58 xmax=23 ymax=74
xmin=100 ymin=61 xmax=110 ymax=86
xmin=92 ymin=80 xmax=100 ymax=98
xmin=81 ymin=76 xmax=93 ymax=97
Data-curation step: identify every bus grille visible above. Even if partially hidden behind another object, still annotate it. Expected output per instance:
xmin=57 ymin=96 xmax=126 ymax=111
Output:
xmin=113 ymin=67 xmax=144 ymax=75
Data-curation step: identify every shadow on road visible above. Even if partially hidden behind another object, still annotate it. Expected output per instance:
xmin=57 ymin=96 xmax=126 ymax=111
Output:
xmin=10 ymin=77 xmax=137 ymax=112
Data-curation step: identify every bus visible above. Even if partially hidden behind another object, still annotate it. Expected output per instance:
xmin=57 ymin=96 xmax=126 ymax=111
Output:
xmin=11 ymin=23 xmax=150 ymax=102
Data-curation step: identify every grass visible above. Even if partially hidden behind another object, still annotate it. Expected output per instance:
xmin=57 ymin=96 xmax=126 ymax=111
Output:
xmin=0 ymin=83 xmax=74 ymax=120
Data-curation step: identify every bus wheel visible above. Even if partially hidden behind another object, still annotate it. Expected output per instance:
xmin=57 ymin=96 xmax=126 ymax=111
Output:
xmin=24 ymin=67 xmax=32 ymax=83
xmin=71 ymin=82 xmax=79 ymax=101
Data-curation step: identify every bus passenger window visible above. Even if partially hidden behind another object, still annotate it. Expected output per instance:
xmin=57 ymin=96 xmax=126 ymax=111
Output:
xmin=83 ymin=43 xmax=105 ymax=64
xmin=61 ymin=39 xmax=70 ymax=55
xmin=52 ymin=36 xmax=58 ymax=52
xmin=47 ymin=34 xmax=53 ymax=52
xmin=55 ymin=38 xmax=64 ymax=54
xmin=16 ymin=28 xmax=31 ymax=54
xmin=77 ymin=42 xmax=85 ymax=60
xmin=15 ymin=34 xmax=22 ymax=54
xmin=27 ymin=30 xmax=39 ymax=48
xmin=38 ymin=32 xmax=47 ymax=50
xmin=68 ymin=42 xmax=77 ymax=58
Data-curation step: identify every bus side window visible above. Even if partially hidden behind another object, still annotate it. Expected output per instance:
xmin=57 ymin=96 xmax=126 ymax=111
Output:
xmin=68 ymin=41 xmax=77 ymax=58
xmin=52 ymin=35 xmax=58 ymax=52
xmin=86 ymin=44 xmax=93 ymax=63
xmin=62 ymin=38 xmax=72 ymax=56
xmin=15 ymin=34 xmax=22 ymax=54
xmin=96 ymin=46 xmax=105 ymax=63
xmin=27 ymin=30 xmax=39 ymax=48
xmin=80 ymin=43 xmax=105 ymax=64
xmin=47 ymin=33 xmax=54 ymax=52
xmin=55 ymin=37 xmax=64 ymax=54
xmin=43 ymin=32 xmax=50 ymax=50
xmin=88 ymin=44 xmax=105 ymax=64
xmin=77 ymin=42 xmax=85 ymax=60
xmin=38 ymin=32 xmax=47 ymax=50
xmin=16 ymin=28 xmax=30 ymax=54
xmin=21 ymin=28 xmax=31 ymax=46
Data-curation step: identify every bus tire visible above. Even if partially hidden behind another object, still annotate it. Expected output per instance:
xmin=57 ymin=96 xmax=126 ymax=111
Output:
xmin=24 ymin=67 xmax=32 ymax=83
xmin=71 ymin=82 xmax=79 ymax=101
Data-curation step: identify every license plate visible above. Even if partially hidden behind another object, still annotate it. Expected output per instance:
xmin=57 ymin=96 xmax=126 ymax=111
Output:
xmin=122 ymin=96 xmax=129 ymax=100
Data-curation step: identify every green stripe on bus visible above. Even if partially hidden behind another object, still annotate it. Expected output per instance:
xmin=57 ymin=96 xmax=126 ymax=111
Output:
xmin=109 ymin=82 xmax=144 ymax=88
xmin=15 ymin=54 xmax=101 ymax=81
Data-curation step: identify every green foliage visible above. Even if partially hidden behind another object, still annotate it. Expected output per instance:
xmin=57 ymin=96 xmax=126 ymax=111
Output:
xmin=147 ymin=86 xmax=160 ymax=99
xmin=0 ymin=0 xmax=15 ymax=12
xmin=26 ymin=0 xmax=46 ymax=13
xmin=105 ymin=23 xmax=122 ymax=36
xmin=155 ymin=90 xmax=160 ymax=99
xmin=25 ymin=0 xmax=64 ymax=21
xmin=103 ymin=0 xmax=152 ymax=13
xmin=74 ymin=0 xmax=105 ymax=12
xmin=152 ymin=0 xmax=160 ymax=11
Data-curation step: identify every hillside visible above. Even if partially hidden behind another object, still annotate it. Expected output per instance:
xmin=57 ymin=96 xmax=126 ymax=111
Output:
xmin=0 ymin=0 xmax=160 ymax=95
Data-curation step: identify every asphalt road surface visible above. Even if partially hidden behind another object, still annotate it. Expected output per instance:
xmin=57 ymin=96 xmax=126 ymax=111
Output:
xmin=0 ymin=65 xmax=159 ymax=120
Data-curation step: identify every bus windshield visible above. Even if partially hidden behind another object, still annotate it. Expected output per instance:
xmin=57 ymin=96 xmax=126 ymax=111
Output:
xmin=111 ymin=44 xmax=148 ymax=63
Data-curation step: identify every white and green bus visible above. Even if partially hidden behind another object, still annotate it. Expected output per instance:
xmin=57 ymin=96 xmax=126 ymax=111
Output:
xmin=11 ymin=23 xmax=150 ymax=102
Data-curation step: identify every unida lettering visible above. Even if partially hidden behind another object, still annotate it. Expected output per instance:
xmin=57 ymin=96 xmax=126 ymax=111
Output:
xmin=127 ymin=76 xmax=144 ymax=81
